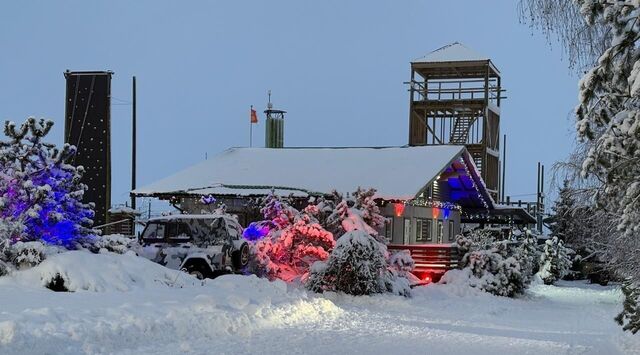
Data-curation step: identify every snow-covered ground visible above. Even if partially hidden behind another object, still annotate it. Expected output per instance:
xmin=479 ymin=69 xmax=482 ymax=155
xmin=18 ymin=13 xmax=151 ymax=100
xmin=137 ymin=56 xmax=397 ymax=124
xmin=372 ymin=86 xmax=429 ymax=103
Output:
xmin=0 ymin=252 xmax=638 ymax=355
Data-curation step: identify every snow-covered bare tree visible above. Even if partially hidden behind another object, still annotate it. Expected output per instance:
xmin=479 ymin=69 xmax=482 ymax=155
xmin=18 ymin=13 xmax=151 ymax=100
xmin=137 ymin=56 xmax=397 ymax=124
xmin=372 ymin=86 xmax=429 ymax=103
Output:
xmin=0 ymin=118 xmax=95 ymax=250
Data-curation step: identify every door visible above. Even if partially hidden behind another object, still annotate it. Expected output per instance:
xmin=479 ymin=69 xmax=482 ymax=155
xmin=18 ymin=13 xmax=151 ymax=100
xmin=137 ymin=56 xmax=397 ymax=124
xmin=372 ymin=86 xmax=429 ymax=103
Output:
xmin=436 ymin=220 xmax=444 ymax=243
xmin=403 ymin=218 xmax=411 ymax=244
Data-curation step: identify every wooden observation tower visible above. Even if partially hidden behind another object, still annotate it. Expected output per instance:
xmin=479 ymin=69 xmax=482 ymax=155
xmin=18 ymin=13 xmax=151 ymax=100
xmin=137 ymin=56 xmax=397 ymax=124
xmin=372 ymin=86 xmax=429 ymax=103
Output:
xmin=408 ymin=42 xmax=505 ymax=201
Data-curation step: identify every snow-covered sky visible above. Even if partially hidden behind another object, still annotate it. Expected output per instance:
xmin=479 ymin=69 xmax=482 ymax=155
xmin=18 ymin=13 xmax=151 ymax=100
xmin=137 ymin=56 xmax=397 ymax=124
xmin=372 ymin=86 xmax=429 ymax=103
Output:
xmin=0 ymin=1 xmax=578 ymax=209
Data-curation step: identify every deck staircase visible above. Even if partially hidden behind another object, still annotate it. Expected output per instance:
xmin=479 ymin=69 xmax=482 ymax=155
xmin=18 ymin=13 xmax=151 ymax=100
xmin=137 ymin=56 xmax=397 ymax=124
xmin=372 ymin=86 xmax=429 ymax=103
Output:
xmin=449 ymin=116 xmax=475 ymax=144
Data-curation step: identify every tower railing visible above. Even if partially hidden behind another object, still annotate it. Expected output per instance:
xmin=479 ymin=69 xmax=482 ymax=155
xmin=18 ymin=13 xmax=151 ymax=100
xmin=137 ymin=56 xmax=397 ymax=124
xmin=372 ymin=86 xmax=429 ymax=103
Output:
xmin=409 ymin=78 xmax=502 ymax=105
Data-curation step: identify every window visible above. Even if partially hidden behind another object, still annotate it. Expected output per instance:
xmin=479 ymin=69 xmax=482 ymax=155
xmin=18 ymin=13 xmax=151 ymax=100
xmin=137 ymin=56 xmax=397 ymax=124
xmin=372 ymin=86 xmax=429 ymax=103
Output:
xmin=448 ymin=220 xmax=455 ymax=241
xmin=415 ymin=218 xmax=432 ymax=242
xmin=437 ymin=220 xmax=444 ymax=243
xmin=384 ymin=218 xmax=394 ymax=242
xmin=168 ymin=222 xmax=192 ymax=242
xmin=141 ymin=222 xmax=165 ymax=242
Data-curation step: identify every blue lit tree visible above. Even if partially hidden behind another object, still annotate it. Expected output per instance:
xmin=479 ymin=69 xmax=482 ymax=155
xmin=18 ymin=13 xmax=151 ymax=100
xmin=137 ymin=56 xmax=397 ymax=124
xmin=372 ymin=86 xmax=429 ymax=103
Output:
xmin=0 ymin=118 xmax=95 ymax=248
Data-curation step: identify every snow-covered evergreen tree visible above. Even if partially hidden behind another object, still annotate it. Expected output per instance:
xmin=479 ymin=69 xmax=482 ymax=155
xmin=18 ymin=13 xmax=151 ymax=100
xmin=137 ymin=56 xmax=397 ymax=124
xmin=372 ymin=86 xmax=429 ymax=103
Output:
xmin=515 ymin=229 xmax=540 ymax=284
xmin=252 ymin=195 xmax=335 ymax=282
xmin=538 ymin=236 xmax=571 ymax=285
xmin=549 ymin=180 xmax=576 ymax=241
xmin=307 ymin=230 xmax=387 ymax=296
xmin=616 ymin=280 xmax=640 ymax=334
xmin=308 ymin=188 xmax=413 ymax=296
xmin=325 ymin=187 xmax=388 ymax=244
xmin=0 ymin=118 xmax=95 ymax=249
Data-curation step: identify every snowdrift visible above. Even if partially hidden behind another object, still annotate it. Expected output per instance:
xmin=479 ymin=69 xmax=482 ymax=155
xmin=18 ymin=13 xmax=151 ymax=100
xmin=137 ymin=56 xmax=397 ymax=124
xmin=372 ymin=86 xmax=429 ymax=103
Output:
xmin=0 ymin=272 xmax=342 ymax=354
xmin=0 ymin=251 xmax=200 ymax=292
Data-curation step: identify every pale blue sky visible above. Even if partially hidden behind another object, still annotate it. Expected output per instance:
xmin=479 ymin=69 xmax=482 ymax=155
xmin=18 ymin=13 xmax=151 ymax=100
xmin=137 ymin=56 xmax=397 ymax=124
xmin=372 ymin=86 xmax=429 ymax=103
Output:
xmin=0 ymin=1 xmax=578 ymax=209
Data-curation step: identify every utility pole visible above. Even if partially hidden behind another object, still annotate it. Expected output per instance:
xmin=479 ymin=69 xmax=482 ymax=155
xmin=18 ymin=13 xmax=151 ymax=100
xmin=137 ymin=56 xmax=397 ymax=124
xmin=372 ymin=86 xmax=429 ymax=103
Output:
xmin=501 ymin=134 xmax=506 ymax=202
xmin=131 ymin=76 xmax=137 ymax=210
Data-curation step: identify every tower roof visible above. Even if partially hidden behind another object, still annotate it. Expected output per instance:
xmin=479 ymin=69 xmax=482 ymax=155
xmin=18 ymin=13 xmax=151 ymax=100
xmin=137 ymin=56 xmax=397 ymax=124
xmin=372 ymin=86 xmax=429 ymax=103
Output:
xmin=413 ymin=42 xmax=489 ymax=63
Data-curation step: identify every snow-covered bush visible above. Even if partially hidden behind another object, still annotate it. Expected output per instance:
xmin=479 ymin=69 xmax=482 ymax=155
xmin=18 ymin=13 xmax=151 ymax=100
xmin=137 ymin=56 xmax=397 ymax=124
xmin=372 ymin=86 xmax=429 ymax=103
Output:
xmin=93 ymin=234 xmax=135 ymax=254
xmin=448 ymin=229 xmax=536 ymax=297
xmin=1 ymin=240 xmax=62 ymax=271
xmin=388 ymin=250 xmax=415 ymax=276
xmin=515 ymin=229 xmax=540 ymax=284
xmin=0 ymin=118 xmax=95 ymax=248
xmin=538 ymin=236 xmax=571 ymax=285
xmin=307 ymin=230 xmax=387 ymax=296
xmin=252 ymin=196 xmax=335 ymax=282
xmin=7 ymin=241 xmax=46 ymax=269
xmin=464 ymin=244 xmax=525 ymax=297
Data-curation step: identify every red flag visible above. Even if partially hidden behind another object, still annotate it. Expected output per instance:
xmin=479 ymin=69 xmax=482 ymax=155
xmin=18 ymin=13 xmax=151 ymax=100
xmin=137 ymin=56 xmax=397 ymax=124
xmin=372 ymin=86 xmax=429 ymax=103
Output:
xmin=250 ymin=107 xmax=258 ymax=123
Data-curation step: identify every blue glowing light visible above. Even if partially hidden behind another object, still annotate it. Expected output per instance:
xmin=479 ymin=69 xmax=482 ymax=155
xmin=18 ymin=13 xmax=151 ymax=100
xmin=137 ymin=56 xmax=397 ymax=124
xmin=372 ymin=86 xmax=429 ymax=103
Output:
xmin=1 ymin=165 xmax=94 ymax=248
xmin=243 ymin=222 xmax=270 ymax=241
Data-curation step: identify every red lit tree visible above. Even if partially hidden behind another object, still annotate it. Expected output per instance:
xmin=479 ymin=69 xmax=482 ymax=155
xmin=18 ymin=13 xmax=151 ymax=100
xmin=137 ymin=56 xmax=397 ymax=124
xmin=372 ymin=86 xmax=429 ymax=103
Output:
xmin=252 ymin=195 xmax=335 ymax=282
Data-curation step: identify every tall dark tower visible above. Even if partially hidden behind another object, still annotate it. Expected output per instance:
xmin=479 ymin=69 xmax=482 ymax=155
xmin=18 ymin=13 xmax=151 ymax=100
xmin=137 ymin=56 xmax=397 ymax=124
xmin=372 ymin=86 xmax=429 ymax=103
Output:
xmin=264 ymin=91 xmax=286 ymax=148
xmin=64 ymin=71 xmax=113 ymax=227
xmin=408 ymin=43 xmax=504 ymax=201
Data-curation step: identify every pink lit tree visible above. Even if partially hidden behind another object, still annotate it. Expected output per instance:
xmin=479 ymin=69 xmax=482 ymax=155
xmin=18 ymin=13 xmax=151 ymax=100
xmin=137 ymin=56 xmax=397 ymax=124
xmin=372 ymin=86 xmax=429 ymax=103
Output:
xmin=252 ymin=194 xmax=335 ymax=282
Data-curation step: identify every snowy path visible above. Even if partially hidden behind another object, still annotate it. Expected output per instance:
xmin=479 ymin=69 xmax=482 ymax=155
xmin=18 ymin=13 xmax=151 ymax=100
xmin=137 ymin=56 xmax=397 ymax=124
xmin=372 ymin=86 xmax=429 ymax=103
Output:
xmin=1 ymin=273 xmax=638 ymax=355
xmin=117 ymin=280 xmax=638 ymax=355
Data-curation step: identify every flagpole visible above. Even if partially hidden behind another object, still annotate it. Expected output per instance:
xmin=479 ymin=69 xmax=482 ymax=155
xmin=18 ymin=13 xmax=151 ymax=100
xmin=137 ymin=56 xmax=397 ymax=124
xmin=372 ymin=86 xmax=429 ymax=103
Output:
xmin=250 ymin=105 xmax=253 ymax=147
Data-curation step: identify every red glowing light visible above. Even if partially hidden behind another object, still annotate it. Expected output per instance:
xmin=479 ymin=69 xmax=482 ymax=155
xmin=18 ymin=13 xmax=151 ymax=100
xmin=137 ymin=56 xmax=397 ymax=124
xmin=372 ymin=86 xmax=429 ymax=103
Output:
xmin=432 ymin=208 xmax=440 ymax=219
xmin=394 ymin=202 xmax=405 ymax=217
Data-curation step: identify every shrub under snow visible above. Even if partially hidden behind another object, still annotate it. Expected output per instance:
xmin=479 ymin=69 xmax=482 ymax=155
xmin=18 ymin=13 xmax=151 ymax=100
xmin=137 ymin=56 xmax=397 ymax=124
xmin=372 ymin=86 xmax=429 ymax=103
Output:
xmin=93 ymin=234 xmax=136 ymax=254
xmin=445 ymin=231 xmax=538 ymax=297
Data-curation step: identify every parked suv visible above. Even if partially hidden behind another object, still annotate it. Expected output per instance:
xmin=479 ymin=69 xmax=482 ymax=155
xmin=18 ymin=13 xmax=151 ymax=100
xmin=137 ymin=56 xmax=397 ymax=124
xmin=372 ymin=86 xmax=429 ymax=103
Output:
xmin=138 ymin=214 xmax=250 ymax=279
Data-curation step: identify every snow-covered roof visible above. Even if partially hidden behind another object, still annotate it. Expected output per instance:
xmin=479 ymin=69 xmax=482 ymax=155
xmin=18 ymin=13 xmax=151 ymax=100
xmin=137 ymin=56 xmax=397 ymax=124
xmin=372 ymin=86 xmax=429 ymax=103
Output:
xmin=413 ymin=42 xmax=488 ymax=63
xmin=108 ymin=206 xmax=140 ymax=215
xmin=132 ymin=146 xmax=475 ymax=201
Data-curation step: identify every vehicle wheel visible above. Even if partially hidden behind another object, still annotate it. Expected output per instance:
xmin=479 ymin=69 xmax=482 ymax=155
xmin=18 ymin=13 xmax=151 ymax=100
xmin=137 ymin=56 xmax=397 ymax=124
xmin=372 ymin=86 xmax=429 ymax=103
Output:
xmin=232 ymin=243 xmax=250 ymax=270
xmin=181 ymin=263 xmax=209 ymax=280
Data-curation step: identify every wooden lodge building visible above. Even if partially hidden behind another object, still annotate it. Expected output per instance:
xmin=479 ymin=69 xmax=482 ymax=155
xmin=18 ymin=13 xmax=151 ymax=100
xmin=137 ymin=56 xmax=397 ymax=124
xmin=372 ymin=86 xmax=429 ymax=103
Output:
xmin=132 ymin=42 xmax=536 ymax=276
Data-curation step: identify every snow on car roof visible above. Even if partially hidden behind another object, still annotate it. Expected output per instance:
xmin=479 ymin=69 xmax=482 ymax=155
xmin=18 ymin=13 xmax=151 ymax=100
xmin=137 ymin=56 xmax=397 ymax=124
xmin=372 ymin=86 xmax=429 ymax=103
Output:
xmin=133 ymin=145 xmax=472 ymax=200
xmin=148 ymin=214 xmax=234 ymax=222
xmin=413 ymin=42 xmax=489 ymax=63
